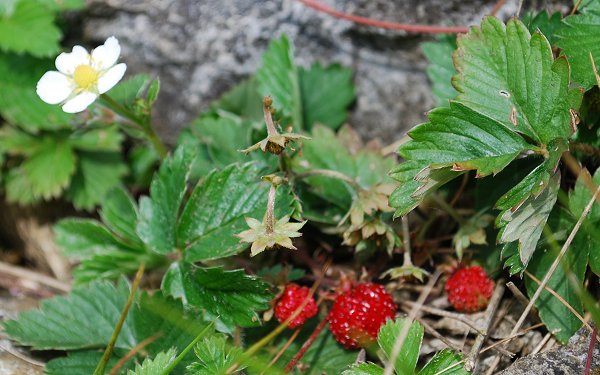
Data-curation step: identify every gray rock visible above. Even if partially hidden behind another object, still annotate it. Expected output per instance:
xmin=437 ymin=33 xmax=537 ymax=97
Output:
xmin=499 ymin=328 xmax=600 ymax=375
xmin=83 ymin=0 xmax=570 ymax=143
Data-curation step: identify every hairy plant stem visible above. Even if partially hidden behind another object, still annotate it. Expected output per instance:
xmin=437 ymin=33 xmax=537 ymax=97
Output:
xmin=263 ymin=97 xmax=279 ymax=137
xmin=401 ymin=216 xmax=413 ymax=268
xmin=99 ymin=94 xmax=168 ymax=159
xmin=93 ymin=263 xmax=145 ymax=375
xmin=284 ymin=318 xmax=328 ymax=372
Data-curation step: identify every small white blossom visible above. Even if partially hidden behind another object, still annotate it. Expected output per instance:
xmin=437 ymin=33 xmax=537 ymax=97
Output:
xmin=36 ymin=36 xmax=127 ymax=113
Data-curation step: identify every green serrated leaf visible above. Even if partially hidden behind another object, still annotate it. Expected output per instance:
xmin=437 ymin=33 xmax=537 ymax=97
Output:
xmin=100 ymin=186 xmax=144 ymax=247
xmin=162 ymin=263 xmax=272 ymax=332
xmin=0 ymin=0 xmax=61 ymax=57
xmin=377 ymin=318 xmax=424 ymax=375
xmin=342 ymin=363 xmax=384 ymax=375
xmin=454 ymin=17 xmax=582 ymax=144
xmin=137 ymin=146 xmax=194 ymax=254
xmin=0 ymin=53 xmax=73 ymax=131
xmin=210 ymin=76 xmax=263 ymax=122
xmin=556 ymin=2 xmax=600 ymax=89
xmin=299 ymin=63 xmax=355 ymax=130
xmin=3 ymin=280 xmax=135 ymax=350
xmin=186 ymin=335 xmax=245 ymax=374
xmin=498 ymin=173 xmax=560 ymax=268
xmin=22 ymin=138 xmax=77 ymax=200
xmin=569 ymin=168 xmax=600 ymax=222
xmin=418 ymin=349 xmax=469 ymax=375
xmin=108 ymin=74 xmax=152 ymax=106
xmin=257 ymin=35 xmax=302 ymax=129
xmin=128 ymin=348 xmax=177 ymax=375
xmin=65 ymin=151 xmax=128 ymax=210
xmin=421 ymin=36 xmax=457 ymax=105
xmin=525 ymin=209 xmax=587 ymax=343
xmin=178 ymin=162 xmax=292 ymax=262
xmin=46 ymin=351 xmax=123 ymax=375
xmin=522 ymin=11 xmax=563 ymax=45
xmin=68 ymin=126 xmax=124 ymax=152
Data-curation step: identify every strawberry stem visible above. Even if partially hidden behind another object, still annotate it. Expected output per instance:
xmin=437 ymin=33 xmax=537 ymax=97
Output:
xmin=284 ymin=318 xmax=328 ymax=372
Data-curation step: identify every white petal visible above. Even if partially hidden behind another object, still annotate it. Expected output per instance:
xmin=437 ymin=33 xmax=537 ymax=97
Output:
xmin=61 ymin=92 xmax=98 ymax=113
xmin=92 ymin=36 xmax=121 ymax=70
xmin=55 ymin=45 xmax=90 ymax=75
xmin=36 ymin=71 xmax=73 ymax=104
xmin=97 ymin=63 xmax=126 ymax=94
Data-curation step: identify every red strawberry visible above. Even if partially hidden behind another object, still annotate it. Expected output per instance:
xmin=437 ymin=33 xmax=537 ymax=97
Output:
xmin=327 ymin=283 xmax=396 ymax=349
xmin=274 ymin=284 xmax=318 ymax=328
xmin=445 ymin=266 xmax=494 ymax=313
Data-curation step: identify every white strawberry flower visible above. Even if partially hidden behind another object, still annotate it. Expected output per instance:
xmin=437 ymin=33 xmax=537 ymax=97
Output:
xmin=36 ymin=36 xmax=127 ymax=113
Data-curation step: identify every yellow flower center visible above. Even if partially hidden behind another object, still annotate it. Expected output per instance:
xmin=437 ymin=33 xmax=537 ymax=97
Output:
xmin=73 ymin=65 xmax=99 ymax=90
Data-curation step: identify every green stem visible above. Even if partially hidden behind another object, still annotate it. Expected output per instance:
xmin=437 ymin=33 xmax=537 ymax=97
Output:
xmin=99 ymin=94 xmax=168 ymax=159
xmin=93 ymin=263 xmax=145 ymax=375
xmin=430 ymin=194 xmax=465 ymax=225
xmin=160 ymin=320 xmax=216 ymax=375
xmin=295 ymin=168 xmax=362 ymax=192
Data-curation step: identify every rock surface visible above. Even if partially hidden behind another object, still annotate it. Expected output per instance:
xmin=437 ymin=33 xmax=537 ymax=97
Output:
xmin=82 ymin=0 xmax=569 ymax=144
xmin=499 ymin=328 xmax=600 ymax=375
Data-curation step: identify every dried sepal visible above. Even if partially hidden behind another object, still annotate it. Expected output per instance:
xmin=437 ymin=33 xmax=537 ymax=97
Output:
xmin=237 ymin=215 xmax=307 ymax=256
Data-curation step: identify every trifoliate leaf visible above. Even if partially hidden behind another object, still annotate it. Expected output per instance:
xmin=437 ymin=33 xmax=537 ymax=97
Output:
xmin=299 ymin=63 xmax=355 ymax=130
xmin=0 ymin=53 xmax=73 ymax=132
xmin=128 ymin=348 xmax=177 ymax=375
xmin=377 ymin=318 xmax=424 ymax=375
xmin=177 ymin=162 xmax=293 ymax=262
xmin=522 ymin=11 xmax=563 ymax=45
xmin=498 ymin=173 xmax=560 ymax=269
xmin=137 ymin=146 xmax=194 ymax=254
xmin=525 ymin=209 xmax=587 ymax=343
xmin=418 ymin=349 xmax=469 ymax=375
xmin=454 ymin=17 xmax=582 ymax=145
xmin=343 ymin=363 xmax=384 ymax=375
xmin=162 ymin=263 xmax=273 ymax=332
xmin=186 ymin=335 xmax=245 ymax=374
xmin=556 ymin=2 xmax=600 ymax=89
xmin=257 ymin=35 xmax=302 ymax=128
xmin=65 ymin=151 xmax=128 ymax=210
xmin=0 ymin=0 xmax=61 ymax=57
xmin=421 ymin=36 xmax=457 ymax=105
xmin=45 ymin=351 xmax=122 ymax=375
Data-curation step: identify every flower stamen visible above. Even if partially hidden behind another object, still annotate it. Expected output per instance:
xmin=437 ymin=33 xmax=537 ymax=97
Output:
xmin=73 ymin=65 xmax=99 ymax=91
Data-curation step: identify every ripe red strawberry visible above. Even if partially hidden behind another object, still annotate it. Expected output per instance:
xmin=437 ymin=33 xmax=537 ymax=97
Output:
xmin=445 ymin=265 xmax=494 ymax=313
xmin=327 ymin=283 xmax=396 ymax=349
xmin=274 ymin=284 xmax=318 ymax=328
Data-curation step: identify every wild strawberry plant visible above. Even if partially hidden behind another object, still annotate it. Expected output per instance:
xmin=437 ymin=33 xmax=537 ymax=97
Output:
xmin=1 ymin=1 xmax=600 ymax=374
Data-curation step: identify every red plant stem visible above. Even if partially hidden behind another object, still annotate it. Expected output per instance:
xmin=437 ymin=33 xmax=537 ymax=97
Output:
xmin=284 ymin=318 xmax=329 ymax=372
xmin=584 ymin=325 xmax=598 ymax=375
xmin=489 ymin=0 xmax=507 ymax=16
xmin=297 ymin=0 xmax=469 ymax=34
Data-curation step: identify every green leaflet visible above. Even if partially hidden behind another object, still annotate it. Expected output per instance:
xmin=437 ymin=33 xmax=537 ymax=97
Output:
xmin=0 ymin=0 xmax=61 ymax=57
xmin=556 ymin=1 xmax=600 ymax=90
xmin=128 ymin=348 xmax=177 ymax=375
xmin=377 ymin=318 xmax=424 ymax=375
xmin=525 ymin=209 xmax=588 ymax=343
xmin=257 ymin=35 xmax=355 ymax=131
xmin=498 ymin=173 xmax=560 ymax=269
xmin=454 ymin=17 xmax=582 ymax=144
xmin=161 ymin=263 xmax=273 ymax=332
xmin=421 ymin=36 xmax=457 ymax=106
xmin=186 ymin=335 xmax=245 ymax=374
